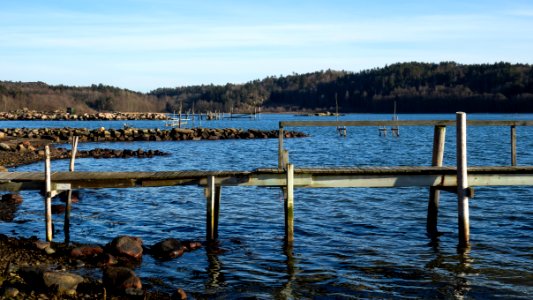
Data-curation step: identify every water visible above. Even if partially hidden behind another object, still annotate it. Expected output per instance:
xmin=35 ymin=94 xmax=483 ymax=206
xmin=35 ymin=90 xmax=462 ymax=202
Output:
xmin=1 ymin=114 xmax=532 ymax=298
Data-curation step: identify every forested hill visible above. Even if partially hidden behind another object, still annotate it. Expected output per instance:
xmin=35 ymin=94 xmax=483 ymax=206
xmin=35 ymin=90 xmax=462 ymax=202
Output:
xmin=2 ymin=62 xmax=533 ymax=113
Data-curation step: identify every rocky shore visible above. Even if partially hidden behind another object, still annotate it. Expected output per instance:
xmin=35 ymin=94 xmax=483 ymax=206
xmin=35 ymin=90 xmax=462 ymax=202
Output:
xmin=0 ymin=233 xmax=203 ymax=299
xmin=0 ymin=109 xmax=169 ymax=121
xmin=0 ymin=126 xmax=305 ymax=144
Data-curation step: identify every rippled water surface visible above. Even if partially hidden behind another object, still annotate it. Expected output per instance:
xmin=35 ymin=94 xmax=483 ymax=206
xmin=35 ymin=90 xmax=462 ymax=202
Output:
xmin=1 ymin=113 xmax=532 ymax=298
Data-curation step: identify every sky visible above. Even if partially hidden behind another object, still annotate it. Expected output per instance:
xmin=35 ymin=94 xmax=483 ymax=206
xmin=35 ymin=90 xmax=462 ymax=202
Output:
xmin=1 ymin=0 xmax=533 ymax=92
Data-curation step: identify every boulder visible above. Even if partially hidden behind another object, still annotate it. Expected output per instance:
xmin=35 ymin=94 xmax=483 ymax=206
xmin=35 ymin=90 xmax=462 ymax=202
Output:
xmin=70 ymin=245 xmax=104 ymax=258
xmin=43 ymin=271 xmax=84 ymax=294
xmin=103 ymin=266 xmax=142 ymax=292
xmin=150 ymin=238 xmax=185 ymax=259
xmin=108 ymin=236 xmax=143 ymax=260
xmin=0 ymin=142 xmax=10 ymax=151
xmin=1 ymin=193 xmax=23 ymax=204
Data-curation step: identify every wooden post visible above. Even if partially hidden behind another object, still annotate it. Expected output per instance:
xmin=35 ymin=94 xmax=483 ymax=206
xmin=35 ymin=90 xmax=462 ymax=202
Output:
xmin=511 ymin=125 xmax=517 ymax=166
xmin=69 ymin=136 xmax=79 ymax=172
xmin=44 ymin=145 xmax=53 ymax=242
xmin=282 ymin=150 xmax=289 ymax=169
xmin=278 ymin=126 xmax=284 ymax=170
xmin=285 ymin=163 xmax=294 ymax=244
xmin=456 ymin=112 xmax=470 ymax=247
xmin=206 ymin=176 xmax=220 ymax=241
xmin=427 ymin=125 xmax=446 ymax=237
xmin=65 ymin=136 xmax=79 ymax=244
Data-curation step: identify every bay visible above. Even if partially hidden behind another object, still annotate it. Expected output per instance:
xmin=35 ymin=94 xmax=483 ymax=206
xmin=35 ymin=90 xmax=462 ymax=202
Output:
xmin=1 ymin=113 xmax=532 ymax=298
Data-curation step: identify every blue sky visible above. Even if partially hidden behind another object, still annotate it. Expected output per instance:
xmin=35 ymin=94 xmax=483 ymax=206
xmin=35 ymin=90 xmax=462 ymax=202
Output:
xmin=1 ymin=0 xmax=532 ymax=92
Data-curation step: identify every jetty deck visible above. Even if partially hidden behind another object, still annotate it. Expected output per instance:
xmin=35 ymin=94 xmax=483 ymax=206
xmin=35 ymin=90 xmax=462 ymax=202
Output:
xmin=1 ymin=166 xmax=533 ymax=191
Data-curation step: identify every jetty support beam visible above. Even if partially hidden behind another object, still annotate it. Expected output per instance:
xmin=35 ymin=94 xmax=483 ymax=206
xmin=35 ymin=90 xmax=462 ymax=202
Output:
xmin=427 ymin=125 xmax=446 ymax=237
xmin=285 ymin=164 xmax=294 ymax=244
xmin=44 ymin=146 xmax=53 ymax=242
xmin=511 ymin=125 xmax=517 ymax=166
xmin=206 ymin=176 xmax=221 ymax=241
xmin=456 ymin=112 xmax=470 ymax=247
xmin=278 ymin=126 xmax=284 ymax=170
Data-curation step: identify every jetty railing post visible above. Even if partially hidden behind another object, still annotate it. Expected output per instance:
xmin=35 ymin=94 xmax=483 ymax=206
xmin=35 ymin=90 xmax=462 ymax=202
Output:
xmin=278 ymin=125 xmax=284 ymax=170
xmin=285 ymin=163 xmax=294 ymax=244
xmin=65 ymin=136 xmax=79 ymax=244
xmin=206 ymin=176 xmax=220 ymax=241
xmin=427 ymin=125 xmax=446 ymax=237
xmin=456 ymin=112 xmax=470 ymax=247
xmin=44 ymin=145 xmax=53 ymax=242
xmin=511 ymin=125 xmax=517 ymax=166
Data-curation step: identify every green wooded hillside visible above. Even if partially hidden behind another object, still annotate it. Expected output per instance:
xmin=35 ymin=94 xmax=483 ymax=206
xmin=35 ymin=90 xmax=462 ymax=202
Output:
xmin=2 ymin=62 xmax=532 ymax=113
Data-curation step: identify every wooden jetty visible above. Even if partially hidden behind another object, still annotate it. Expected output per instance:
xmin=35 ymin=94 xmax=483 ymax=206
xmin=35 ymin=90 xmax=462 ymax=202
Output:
xmin=1 ymin=113 xmax=532 ymax=248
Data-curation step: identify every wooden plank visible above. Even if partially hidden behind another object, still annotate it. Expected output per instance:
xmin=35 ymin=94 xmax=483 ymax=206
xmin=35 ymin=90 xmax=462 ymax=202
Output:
xmin=0 ymin=166 xmax=532 ymax=191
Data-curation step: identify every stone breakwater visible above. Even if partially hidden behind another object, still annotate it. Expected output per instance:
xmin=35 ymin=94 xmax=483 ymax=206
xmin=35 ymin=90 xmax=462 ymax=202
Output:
xmin=0 ymin=110 xmax=168 ymax=120
xmin=0 ymin=127 xmax=307 ymax=143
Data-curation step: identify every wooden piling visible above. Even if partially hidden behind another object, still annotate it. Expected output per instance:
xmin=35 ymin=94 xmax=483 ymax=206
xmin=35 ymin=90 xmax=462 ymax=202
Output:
xmin=278 ymin=126 xmax=284 ymax=169
xmin=65 ymin=136 xmax=79 ymax=244
xmin=511 ymin=125 xmax=517 ymax=166
xmin=427 ymin=125 xmax=446 ymax=237
xmin=44 ymin=146 xmax=53 ymax=242
xmin=206 ymin=175 xmax=220 ymax=241
xmin=285 ymin=164 xmax=294 ymax=244
xmin=456 ymin=112 xmax=470 ymax=247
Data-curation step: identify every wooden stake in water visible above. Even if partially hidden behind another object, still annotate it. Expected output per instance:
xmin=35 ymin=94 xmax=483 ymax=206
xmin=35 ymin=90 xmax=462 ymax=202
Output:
xmin=206 ymin=176 xmax=220 ymax=241
xmin=44 ymin=145 xmax=53 ymax=242
xmin=65 ymin=136 xmax=79 ymax=244
xmin=456 ymin=112 xmax=470 ymax=247
xmin=427 ymin=125 xmax=446 ymax=237
xmin=278 ymin=126 xmax=284 ymax=170
xmin=511 ymin=125 xmax=517 ymax=166
xmin=285 ymin=164 xmax=294 ymax=244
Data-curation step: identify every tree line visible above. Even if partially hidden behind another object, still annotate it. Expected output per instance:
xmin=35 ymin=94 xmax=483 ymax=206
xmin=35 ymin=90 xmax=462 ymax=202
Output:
xmin=2 ymin=62 xmax=532 ymax=113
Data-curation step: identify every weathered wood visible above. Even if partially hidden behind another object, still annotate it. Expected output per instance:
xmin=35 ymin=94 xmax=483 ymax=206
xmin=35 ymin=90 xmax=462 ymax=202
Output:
xmin=285 ymin=164 xmax=294 ymax=244
xmin=511 ymin=125 xmax=517 ymax=166
xmin=282 ymin=149 xmax=289 ymax=169
xmin=65 ymin=136 xmax=79 ymax=245
xmin=206 ymin=176 xmax=219 ymax=241
xmin=69 ymin=136 xmax=79 ymax=172
xmin=278 ymin=127 xmax=284 ymax=169
xmin=427 ymin=125 xmax=446 ymax=237
xmin=44 ymin=146 xmax=53 ymax=242
xmin=456 ymin=112 xmax=470 ymax=247
xmin=0 ymin=166 xmax=532 ymax=191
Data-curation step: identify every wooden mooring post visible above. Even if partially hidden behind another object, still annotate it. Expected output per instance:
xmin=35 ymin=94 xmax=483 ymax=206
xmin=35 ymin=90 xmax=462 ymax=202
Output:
xmin=456 ymin=112 xmax=470 ymax=247
xmin=44 ymin=146 xmax=53 ymax=242
xmin=511 ymin=125 xmax=517 ymax=166
xmin=427 ymin=125 xmax=446 ymax=237
xmin=285 ymin=164 xmax=294 ymax=244
xmin=206 ymin=175 xmax=221 ymax=241
xmin=278 ymin=126 xmax=284 ymax=170
xmin=65 ymin=136 xmax=79 ymax=244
